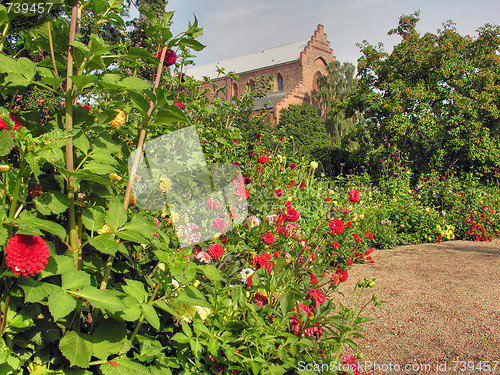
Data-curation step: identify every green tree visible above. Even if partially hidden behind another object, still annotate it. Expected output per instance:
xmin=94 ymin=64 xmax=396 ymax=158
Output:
xmin=312 ymin=61 xmax=361 ymax=147
xmin=336 ymin=11 xmax=500 ymax=175
xmin=277 ymin=103 xmax=332 ymax=158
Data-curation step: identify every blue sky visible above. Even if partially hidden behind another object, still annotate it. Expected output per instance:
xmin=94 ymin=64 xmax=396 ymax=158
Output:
xmin=133 ymin=0 xmax=500 ymax=68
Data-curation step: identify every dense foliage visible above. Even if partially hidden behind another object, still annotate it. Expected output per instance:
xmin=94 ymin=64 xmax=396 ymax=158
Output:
xmin=335 ymin=11 xmax=500 ymax=176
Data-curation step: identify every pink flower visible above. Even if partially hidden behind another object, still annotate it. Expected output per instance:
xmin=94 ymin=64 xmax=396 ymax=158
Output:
xmin=173 ymin=101 xmax=185 ymax=111
xmin=306 ymin=288 xmax=325 ymax=309
xmin=195 ymin=251 xmax=211 ymax=264
xmin=285 ymin=222 xmax=301 ymax=238
xmin=212 ymin=218 xmax=226 ymax=232
xmin=341 ymin=355 xmax=360 ymax=375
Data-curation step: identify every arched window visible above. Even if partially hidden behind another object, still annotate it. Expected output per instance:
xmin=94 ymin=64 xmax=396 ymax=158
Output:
xmin=247 ymin=79 xmax=255 ymax=91
xmin=232 ymin=82 xmax=239 ymax=98
xmin=275 ymin=73 xmax=284 ymax=91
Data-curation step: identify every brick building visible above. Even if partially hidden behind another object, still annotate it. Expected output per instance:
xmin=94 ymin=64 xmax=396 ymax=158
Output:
xmin=186 ymin=25 xmax=336 ymax=124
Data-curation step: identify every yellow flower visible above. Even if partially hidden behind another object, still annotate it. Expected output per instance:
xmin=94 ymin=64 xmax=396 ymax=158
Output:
xmin=359 ymin=201 xmax=364 ymax=205
xmin=257 ymin=289 xmax=268 ymax=297
xmin=108 ymin=173 xmax=121 ymax=181
xmin=368 ymin=197 xmax=372 ymax=201
xmin=161 ymin=210 xmax=168 ymax=218
xmin=393 ymin=198 xmax=397 ymax=203
xmin=310 ymin=161 xmax=318 ymax=170
xmin=333 ymin=201 xmax=338 ymax=205
xmin=171 ymin=212 xmax=179 ymax=223
xmin=160 ymin=177 xmax=172 ymax=193
xmin=213 ymin=233 xmax=221 ymax=240
xmin=97 ymin=223 xmax=113 ymax=234
xmin=417 ymin=194 xmax=421 ymax=199
xmin=109 ymin=109 xmax=125 ymax=129
xmin=426 ymin=207 xmax=431 ymax=213
xmin=168 ymin=301 xmax=211 ymax=324
xmin=359 ymin=214 xmax=365 ymax=220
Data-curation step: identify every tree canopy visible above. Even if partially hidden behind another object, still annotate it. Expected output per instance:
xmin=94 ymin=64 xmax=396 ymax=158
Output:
xmin=336 ymin=11 xmax=500 ymax=175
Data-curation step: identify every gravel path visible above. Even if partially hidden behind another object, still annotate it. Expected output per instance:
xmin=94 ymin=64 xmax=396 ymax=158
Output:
xmin=336 ymin=239 xmax=500 ymax=375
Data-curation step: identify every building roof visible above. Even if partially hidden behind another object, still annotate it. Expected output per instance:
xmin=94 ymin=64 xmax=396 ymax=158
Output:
xmin=187 ymin=39 xmax=309 ymax=80
xmin=253 ymin=91 xmax=290 ymax=111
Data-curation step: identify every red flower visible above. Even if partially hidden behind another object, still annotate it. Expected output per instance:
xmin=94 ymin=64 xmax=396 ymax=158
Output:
xmin=173 ymin=101 xmax=185 ymax=111
xmin=262 ymin=232 xmax=275 ymax=245
xmin=285 ymin=208 xmax=300 ymax=222
xmin=275 ymin=189 xmax=283 ymax=197
xmin=258 ymin=151 xmax=270 ymax=164
xmin=288 ymin=179 xmax=295 ymax=188
xmin=211 ymin=218 xmax=226 ymax=232
xmin=290 ymin=164 xmax=296 ymax=170
xmin=332 ymin=242 xmax=339 ymax=249
xmin=247 ymin=274 xmax=253 ymax=287
xmin=257 ymin=166 xmax=264 ymax=173
xmin=331 ymin=272 xmax=340 ymax=286
xmin=206 ymin=198 xmax=219 ymax=210
xmin=252 ymin=293 xmax=268 ymax=306
xmin=348 ymin=189 xmax=360 ymax=203
xmin=306 ymin=288 xmax=325 ymax=308
xmin=329 ymin=219 xmax=344 ymax=235
xmin=347 ymin=258 xmax=353 ymax=266
xmin=353 ymin=234 xmax=361 ymax=243
xmin=158 ymin=48 xmax=177 ymax=66
xmin=335 ymin=267 xmax=349 ymax=283
xmin=369 ymin=234 xmax=374 ymax=240
xmin=326 ymin=197 xmax=331 ymax=202
xmin=6 ymin=234 xmax=50 ymax=277
xmin=299 ymin=181 xmax=305 ymax=190
xmin=208 ymin=243 xmax=223 ymax=260
xmin=252 ymin=252 xmax=272 ymax=273
xmin=310 ymin=271 xmax=317 ymax=285
xmin=254 ymin=132 xmax=261 ymax=139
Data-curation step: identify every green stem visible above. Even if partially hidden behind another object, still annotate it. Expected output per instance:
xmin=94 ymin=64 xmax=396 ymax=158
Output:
xmin=8 ymin=163 xmax=27 ymax=221
xmin=66 ymin=0 xmax=81 ymax=269
xmin=128 ymin=271 xmax=167 ymax=343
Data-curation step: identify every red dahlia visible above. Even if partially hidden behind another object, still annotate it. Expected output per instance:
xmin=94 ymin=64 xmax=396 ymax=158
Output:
xmin=173 ymin=101 xmax=185 ymax=111
xmin=335 ymin=267 xmax=349 ymax=283
xmin=157 ymin=48 xmax=177 ymax=66
xmin=306 ymin=288 xmax=325 ymax=308
xmin=262 ymin=232 xmax=275 ymax=245
xmin=208 ymin=243 xmax=223 ymax=260
xmin=6 ymin=234 xmax=50 ymax=277
xmin=252 ymin=252 xmax=272 ymax=273
xmin=348 ymin=189 xmax=360 ymax=203
xmin=251 ymin=293 xmax=268 ymax=306
xmin=329 ymin=219 xmax=344 ymax=235
xmin=285 ymin=208 xmax=300 ymax=222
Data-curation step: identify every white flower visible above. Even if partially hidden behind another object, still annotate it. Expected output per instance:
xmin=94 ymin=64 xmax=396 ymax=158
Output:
xmin=239 ymin=268 xmax=254 ymax=283
xmin=266 ymin=214 xmax=279 ymax=225
xmin=196 ymin=251 xmax=211 ymax=264
xmin=246 ymin=216 xmax=260 ymax=228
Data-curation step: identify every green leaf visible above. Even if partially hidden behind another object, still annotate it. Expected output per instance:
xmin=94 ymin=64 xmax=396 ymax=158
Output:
xmin=70 ymin=75 xmax=97 ymax=91
xmin=92 ymin=319 xmax=128 ymax=360
xmin=59 ymin=331 xmax=93 ymax=368
xmin=124 ymin=47 xmax=159 ymax=64
xmin=115 ymin=229 xmax=147 ymax=243
xmin=69 ymin=287 xmax=127 ymax=313
xmin=175 ymin=293 xmax=211 ymax=309
xmin=120 ymin=77 xmax=152 ymax=90
xmin=198 ymin=265 xmax=223 ymax=282
xmin=179 ymin=38 xmax=205 ymax=52
xmin=141 ymin=304 xmax=160 ymax=330
xmin=17 ymin=278 xmax=60 ymax=303
xmin=100 ymin=358 xmax=150 ymax=375
xmin=48 ymin=288 xmax=77 ymax=321
xmin=34 ymin=191 xmax=70 ymax=215
xmin=0 ymin=226 xmax=8 ymax=247
xmin=0 ymin=130 xmax=14 ymax=156
xmin=106 ymin=197 xmax=127 ymax=231
xmin=16 ymin=211 xmax=66 ymax=241
xmin=62 ymin=270 xmax=91 ymax=290
xmin=121 ymin=279 xmax=148 ymax=303
xmin=155 ymin=106 xmax=188 ymax=124
xmin=88 ymin=233 xmax=118 ymax=256
xmin=82 ymin=161 xmax=116 ymax=175
xmin=73 ymin=130 xmax=91 ymax=154
xmin=128 ymin=90 xmax=151 ymax=114
xmin=0 ymin=53 xmax=19 ymax=74
xmin=82 ymin=206 xmax=106 ymax=232
xmin=122 ymin=215 xmax=159 ymax=238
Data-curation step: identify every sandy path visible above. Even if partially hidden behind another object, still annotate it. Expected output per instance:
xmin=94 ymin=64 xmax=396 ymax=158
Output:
xmin=335 ymin=239 xmax=500 ymax=375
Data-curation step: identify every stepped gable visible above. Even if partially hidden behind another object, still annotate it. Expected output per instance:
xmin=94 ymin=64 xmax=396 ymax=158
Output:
xmin=187 ymin=25 xmax=336 ymax=124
